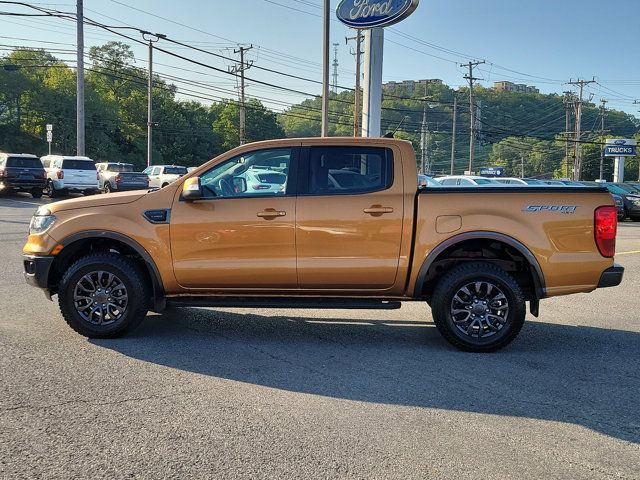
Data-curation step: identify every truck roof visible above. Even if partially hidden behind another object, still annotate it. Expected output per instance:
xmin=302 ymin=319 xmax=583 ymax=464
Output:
xmin=40 ymin=155 xmax=94 ymax=161
xmin=0 ymin=152 xmax=39 ymax=158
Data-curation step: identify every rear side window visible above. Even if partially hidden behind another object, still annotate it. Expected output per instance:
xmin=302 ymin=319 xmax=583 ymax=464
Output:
xmin=6 ymin=157 xmax=42 ymax=168
xmin=307 ymin=147 xmax=393 ymax=195
xmin=62 ymin=159 xmax=96 ymax=170
xmin=440 ymin=178 xmax=458 ymax=186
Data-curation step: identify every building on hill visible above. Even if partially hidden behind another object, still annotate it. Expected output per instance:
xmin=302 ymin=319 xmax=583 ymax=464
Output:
xmin=494 ymin=81 xmax=539 ymax=94
xmin=383 ymin=79 xmax=443 ymax=94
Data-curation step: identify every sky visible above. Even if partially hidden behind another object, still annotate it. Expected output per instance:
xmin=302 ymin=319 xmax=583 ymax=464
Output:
xmin=1 ymin=0 xmax=639 ymax=117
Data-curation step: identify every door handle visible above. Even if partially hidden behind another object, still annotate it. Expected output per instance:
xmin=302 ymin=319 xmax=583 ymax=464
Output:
xmin=363 ymin=206 xmax=394 ymax=215
xmin=257 ymin=209 xmax=286 ymax=218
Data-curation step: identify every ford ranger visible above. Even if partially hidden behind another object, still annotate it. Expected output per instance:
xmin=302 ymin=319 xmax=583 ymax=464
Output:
xmin=22 ymin=138 xmax=624 ymax=351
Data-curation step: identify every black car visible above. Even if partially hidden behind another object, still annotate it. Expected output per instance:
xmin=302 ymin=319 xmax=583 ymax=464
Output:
xmin=0 ymin=153 xmax=46 ymax=198
xmin=602 ymin=183 xmax=640 ymax=221
xmin=611 ymin=193 xmax=626 ymax=221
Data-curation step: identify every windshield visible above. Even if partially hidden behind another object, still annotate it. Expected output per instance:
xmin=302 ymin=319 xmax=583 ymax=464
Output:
xmin=6 ymin=157 xmax=42 ymax=168
xmin=107 ymin=163 xmax=134 ymax=172
xmin=165 ymin=166 xmax=188 ymax=175
xmin=605 ymin=184 xmax=631 ymax=195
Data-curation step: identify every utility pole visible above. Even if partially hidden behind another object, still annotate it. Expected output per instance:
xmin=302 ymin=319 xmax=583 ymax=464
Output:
xmin=450 ymin=94 xmax=457 ymax=174
xmin=568 ymin=78 xmax=596 ymax=180
xmin=331 ymin=42 xmax=339 ymax=94
xmin=420 ymin=87 xmax=429 ymax=174
xmin=635 ymin=100 xmax=640 ymax=181
xmin=76 ymin=0 xmax=85 ymax=156
xmin=230 ymin=45 xmax=254 ymax=145
xmin=562 ymin=92 xmax=574 ymax=178
xmin=461 ymin=60 xmax=485 ymax=173
xmin=321 ymin=0 xmax=330 ymax=137
xmin=599 ymin=99 xmax=608 ymax=181
xmin=141 ymin=31 xmax=165 ymax=167
xmin=346 ymin=30 xmax=363 ymax=137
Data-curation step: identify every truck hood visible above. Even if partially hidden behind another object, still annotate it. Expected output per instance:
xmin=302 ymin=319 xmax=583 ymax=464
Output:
xmin=46 ymin=190 xmax=148 ymax=213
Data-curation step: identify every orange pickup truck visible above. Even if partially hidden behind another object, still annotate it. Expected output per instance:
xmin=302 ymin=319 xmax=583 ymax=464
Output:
xmin=23 ymin=138 xmax=623 ymax=351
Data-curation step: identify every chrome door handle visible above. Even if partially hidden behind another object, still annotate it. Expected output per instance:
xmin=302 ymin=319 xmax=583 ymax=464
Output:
xmin=257 ymin=209 xmax=286 ymax=218
xmin=363 ymin=206 xmax=394 ymax=214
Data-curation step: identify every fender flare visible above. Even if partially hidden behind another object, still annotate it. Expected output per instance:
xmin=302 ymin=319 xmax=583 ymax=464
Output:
xmin=58 ymin=230 xmax=165 ymax=311
xmin=413 ymin=231 xmax=546 ymax=300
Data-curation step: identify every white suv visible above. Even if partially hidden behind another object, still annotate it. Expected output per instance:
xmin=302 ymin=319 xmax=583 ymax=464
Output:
xmin=41 ymin=155 xmax=99 ymax=197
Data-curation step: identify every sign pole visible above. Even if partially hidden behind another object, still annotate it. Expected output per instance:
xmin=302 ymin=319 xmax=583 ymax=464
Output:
xmin=613 ymin=156 xmax=624 ymax=183
xmin=361 ymin=27 xmax=384 ymax=137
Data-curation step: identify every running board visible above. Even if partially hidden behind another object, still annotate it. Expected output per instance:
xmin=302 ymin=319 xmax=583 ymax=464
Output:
xmin=166 ymin=297 xmax=402 ymax=310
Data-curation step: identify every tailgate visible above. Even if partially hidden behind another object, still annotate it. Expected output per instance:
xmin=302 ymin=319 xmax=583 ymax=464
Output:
xmin=4 ymin=166 xmax=45 ymax=183
xmin=119 ymin=172 xmax=149 ymax=186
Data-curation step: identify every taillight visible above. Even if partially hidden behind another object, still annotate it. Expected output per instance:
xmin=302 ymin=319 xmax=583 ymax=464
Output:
xmin=115 ymin=174 xmax=122 ymax=184
xmin=56 ymin=170 xmax=64 ymax=179
xmin=594 ymin=206 xmax=617 ymax=257
xmin=0 ymin=168 xmax=4 ymax=178
xmin=96 ymin=172 xmax=100 ymax=180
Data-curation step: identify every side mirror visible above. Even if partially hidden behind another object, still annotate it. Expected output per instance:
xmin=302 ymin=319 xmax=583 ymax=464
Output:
xmin=232 ymin=176 xmax=247 ymax=193
xmin=182 ymin=176 xmax=203 ymax=201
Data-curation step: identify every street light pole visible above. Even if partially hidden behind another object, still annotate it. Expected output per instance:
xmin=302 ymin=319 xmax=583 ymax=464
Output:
xmin=141 ymin=31 xmax=165 ymax=167
xmin=76 ymin=0 xmax=85 ymax=156
xmin=321 ymin=0 xmax=330 ymax=137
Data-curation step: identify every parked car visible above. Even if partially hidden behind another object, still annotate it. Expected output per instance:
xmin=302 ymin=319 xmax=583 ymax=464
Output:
xmin=23 ymin=137 xmax=623 ymax=352
xmin=41 ymin=155 xmax=99 ymax=197
xmin=601 ymin=183 xmax=640 ymax=221
xmin=240 ymin=166 xmax=287 ymax=194
xmin=143 ymin=165 xmax=188 ymax=188
xmin=611 ymin=193 xmax=626 ymax=221
xmin=96 ymin=162 xmax=150 ymax=193
xmin=0 ymin=153 xmax=46 ymax=198
xmin=418 ymin=174 xmax=440 ymax=188
xmin=494 ymin=177 xmax=528 ymax=185
xmin=521 ymin=178 xmax=547 ymax=185
xmin=436 ymin=175 xmax=502 ymax=186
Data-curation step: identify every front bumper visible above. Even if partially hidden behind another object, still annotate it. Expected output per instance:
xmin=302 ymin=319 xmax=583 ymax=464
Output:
xmin=597 ymin=264 xmax=624 ymax=288
xmin=23 ymin=254 xmax=54 ymax=290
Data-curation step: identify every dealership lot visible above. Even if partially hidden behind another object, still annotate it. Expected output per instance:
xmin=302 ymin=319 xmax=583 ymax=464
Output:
xmin=1 ymin=194 xmax=639 ymax=479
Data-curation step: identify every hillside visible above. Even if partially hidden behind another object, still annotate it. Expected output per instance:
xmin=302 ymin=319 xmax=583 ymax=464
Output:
xmin=279 ymin=83 xmax=640 ymax=180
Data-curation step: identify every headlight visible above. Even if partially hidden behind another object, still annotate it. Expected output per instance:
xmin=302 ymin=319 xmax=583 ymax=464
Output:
xmin=29 ymin=207 xmax=56 ymax=234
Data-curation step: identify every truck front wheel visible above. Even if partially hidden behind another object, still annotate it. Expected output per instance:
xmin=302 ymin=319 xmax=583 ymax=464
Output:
xmin=430 ymin=262 xmax=526 ymax=352
xmin=57 ymin=253 xmax=150 ymax=338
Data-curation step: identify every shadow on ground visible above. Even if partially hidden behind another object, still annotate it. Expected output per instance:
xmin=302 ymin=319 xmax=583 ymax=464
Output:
xmin=93 ymin=307 xmax=640 ymax=443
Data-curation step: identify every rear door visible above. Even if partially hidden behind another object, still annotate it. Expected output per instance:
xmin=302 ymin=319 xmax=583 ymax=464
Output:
xmin=295 ymin=145 xmax=404 ymax=290
xmin=62 ymin=159 xmax=97 ymax=186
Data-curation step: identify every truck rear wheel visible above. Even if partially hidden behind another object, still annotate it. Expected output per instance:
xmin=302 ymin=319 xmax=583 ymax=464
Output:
xmin=430 ymin=262 xmax=526 ymax=352
xmin=57 ymin=253 xmax=149 ymax=338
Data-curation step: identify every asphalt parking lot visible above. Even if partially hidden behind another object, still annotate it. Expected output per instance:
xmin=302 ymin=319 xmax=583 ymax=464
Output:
xmin=1 ymin=194 xmax=639 ymax=479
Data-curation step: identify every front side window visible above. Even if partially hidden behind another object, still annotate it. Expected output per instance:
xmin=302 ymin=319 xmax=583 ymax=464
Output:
xmin=307 ymin=147 xmax=392 ymax=195
xmin=199 ymin=148 xmax=291 ymax=199
xmin=151 ymin=167 xmax=161 ymax=175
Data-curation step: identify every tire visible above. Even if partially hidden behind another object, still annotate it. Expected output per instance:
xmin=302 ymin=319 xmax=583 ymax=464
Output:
xmin=431 ymin=262 xmax=526 ymax=352
xmin=104 ymin=183 xmax=112 ymax=194
xmin=57 ymin=253 xmax=150 ymax=338
xmin=45 ymin=180 xmax=57 ymax=198
xmin=31 ymin=188 xmax=43 ymax=199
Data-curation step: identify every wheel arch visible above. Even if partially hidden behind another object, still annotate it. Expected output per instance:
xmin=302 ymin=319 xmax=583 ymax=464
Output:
xmin=413 ymin=231 xmax=546 ymax=306
xmin=50 ymin=230 xmax=165 ymax=311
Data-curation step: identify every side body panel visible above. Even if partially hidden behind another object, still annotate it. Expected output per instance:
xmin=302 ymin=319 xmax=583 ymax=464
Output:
xmin=408 ymin=189 xmax=615 ymax=297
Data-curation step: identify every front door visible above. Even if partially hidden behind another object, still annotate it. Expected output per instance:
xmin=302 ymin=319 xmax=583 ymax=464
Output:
xmin=295 ymin=145 xmax=405 ymax=290
xmin=170 ymin=147 xmax=298 ymax=289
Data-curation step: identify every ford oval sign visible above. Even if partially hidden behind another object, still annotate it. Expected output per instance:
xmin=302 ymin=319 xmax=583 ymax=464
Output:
xmin=336 ymin=0 xmax=419 ymax=29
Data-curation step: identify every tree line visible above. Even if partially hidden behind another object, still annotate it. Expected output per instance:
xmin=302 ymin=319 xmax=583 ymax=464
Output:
xmin=1 ymin=41 xmax=638 ymax=179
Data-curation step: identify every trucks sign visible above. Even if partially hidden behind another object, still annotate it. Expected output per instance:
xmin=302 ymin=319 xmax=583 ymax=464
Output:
xmin=604 ymin=139 xmax=637 ymax=157
xmin=336 ymin=0 xmax=419 ymax=28
xmin=479 ymin=166 xmax=505 ymax=177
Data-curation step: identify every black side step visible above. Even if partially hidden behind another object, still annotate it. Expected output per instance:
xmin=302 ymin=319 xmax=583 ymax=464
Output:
xmin=166 ymin=297 xmax=402 ymax=310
